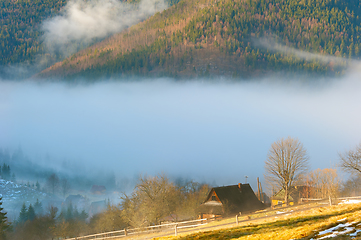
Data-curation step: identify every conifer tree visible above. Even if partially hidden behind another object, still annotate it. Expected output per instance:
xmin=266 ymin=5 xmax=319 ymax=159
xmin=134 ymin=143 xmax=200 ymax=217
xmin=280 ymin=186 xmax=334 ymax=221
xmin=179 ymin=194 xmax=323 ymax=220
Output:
xmin=65 ymin=203 xmax=73 ymax=221
xmin=34 ymin=199 xmax=43 ymax=216
xmin=27 ymin=204 xmax=36 ymax=221
xmin=0 ymin=197 xmax=9 ymax=240
xmin=18 ymin=203 xmax=28 ymax=223
xmin=35 ymin=181 xmax=41 ymax=191
xmin=5 ymin=166 xmax=9 ymax=181
xmin=1 ymin=165 xmax=10 ymax=181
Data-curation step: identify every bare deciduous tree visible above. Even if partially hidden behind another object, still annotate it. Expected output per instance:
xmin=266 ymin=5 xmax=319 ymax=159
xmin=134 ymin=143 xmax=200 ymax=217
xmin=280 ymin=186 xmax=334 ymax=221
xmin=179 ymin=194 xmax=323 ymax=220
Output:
xmin=340 ymin=175 xmax=361 ymax=197
xmin=121 ymin=174 xmax=209 ymax=227
xmin=339 ymin=143 xmax=361 ymax=175
xmin=89 ymin=205 xmax=125 ymax=233
xmin=175 ymin=181 xmax=210 ymax=219
xmin=264 ymin=137 xmax=309 ymax=205
xmin=121 ymin=174 xmax=180 ymax=227
xmin=308 ymin=168 xmax=340 ymax=199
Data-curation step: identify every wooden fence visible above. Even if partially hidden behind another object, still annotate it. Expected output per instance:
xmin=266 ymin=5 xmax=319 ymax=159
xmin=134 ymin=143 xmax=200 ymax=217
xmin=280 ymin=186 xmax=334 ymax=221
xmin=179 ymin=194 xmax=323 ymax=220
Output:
xmin=65 ymin=196 xmax=361 ymax=240
xmin=65 ymin=218 xmax=209 ymax=240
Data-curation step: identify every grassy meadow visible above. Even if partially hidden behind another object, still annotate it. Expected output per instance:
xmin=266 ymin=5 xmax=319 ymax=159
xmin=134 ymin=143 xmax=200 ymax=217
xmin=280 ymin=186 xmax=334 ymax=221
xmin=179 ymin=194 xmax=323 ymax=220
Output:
xmin=156 ymin=202 xmax=361 ymax=240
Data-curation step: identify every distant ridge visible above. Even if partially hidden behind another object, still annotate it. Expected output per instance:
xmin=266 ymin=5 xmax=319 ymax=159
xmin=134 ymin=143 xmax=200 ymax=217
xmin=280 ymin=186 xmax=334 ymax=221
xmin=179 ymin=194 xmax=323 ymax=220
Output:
xmin=38 ymin=0 xmax=361 ymax=80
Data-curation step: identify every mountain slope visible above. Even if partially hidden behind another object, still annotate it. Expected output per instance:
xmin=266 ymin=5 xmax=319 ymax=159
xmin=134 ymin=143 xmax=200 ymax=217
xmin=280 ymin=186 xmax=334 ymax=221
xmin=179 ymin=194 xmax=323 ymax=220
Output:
xmin=39 ymin=0 xmax=361 ymax=79
xmin=0 ymin=0 xmax=67 ymax=65
xmin=38 ymin=0 xmax=208 ymax=78
xmin=0 ymin=0 xmax=180 ymax=79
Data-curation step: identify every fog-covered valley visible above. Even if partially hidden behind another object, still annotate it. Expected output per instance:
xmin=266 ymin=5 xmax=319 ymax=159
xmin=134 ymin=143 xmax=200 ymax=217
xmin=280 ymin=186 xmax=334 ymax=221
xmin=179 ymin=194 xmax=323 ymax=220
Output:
xmin=0 ymin=72 xmax=361 ymax=240
xmin=2 ymin=75 xmax=361 ymax=191
xmin=2 ymin=0 xmax=361 ymax=238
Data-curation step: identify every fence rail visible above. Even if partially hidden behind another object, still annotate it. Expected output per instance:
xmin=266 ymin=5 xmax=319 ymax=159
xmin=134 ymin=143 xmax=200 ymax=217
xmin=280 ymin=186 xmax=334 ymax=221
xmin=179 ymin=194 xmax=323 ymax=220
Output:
xmin=65 ymin=218 xmax=209 ymax=240
xmin=64 ymin=196 xmax=361 ymax=240
xmin=337 ymin=196 xmax=361 ymax=200
xmin=300 ymin=195 xmax=361 ymax=203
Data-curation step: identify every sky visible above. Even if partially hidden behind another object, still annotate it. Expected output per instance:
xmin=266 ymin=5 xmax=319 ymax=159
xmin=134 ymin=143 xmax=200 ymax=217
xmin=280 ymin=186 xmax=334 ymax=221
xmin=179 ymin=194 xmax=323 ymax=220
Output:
xmin=1 ymin=75 xmax=360 ymax=191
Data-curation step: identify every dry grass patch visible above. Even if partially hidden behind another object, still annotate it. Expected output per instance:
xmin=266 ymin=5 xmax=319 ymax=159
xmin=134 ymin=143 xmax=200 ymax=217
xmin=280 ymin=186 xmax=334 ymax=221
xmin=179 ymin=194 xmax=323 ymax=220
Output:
xmin=157 ymin=203 xmax=361 ymax=240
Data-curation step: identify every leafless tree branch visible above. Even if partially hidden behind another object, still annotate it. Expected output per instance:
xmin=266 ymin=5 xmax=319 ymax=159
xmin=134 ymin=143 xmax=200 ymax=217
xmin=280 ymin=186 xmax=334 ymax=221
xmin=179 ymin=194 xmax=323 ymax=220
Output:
xmin=264 ymin=137 xmax=309 ymax=205
xmin=339 ymin=143 xmax=361 ymax=175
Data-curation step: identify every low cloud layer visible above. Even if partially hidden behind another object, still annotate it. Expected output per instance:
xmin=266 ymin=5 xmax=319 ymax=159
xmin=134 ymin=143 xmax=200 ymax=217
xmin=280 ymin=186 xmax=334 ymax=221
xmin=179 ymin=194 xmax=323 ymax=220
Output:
xmin=42 ymin=0 xmax=167 ymax=57
xmin=1 ymin=76 xmax=361 ymax=189
xmin=257 ymin=37 xmax=361 ymax=72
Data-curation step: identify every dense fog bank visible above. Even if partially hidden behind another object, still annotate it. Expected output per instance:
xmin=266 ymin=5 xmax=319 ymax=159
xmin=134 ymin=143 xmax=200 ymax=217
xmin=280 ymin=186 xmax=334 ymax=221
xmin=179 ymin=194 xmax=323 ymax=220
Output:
xmin=1 ymin=76 xmax=361 ymax=188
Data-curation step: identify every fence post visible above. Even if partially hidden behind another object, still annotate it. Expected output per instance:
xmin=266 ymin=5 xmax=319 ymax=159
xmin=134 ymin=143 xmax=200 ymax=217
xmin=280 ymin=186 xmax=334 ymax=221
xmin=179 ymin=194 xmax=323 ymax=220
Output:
xmin=175 ymin=223 xmax=178 ymax=236
xmin=124 ymin=228 xmax=127 ymax=236
xmin=329 ymin=196 xmax=332 ymax=206
xmin=236 ymin=214 xmax=238 ymax=225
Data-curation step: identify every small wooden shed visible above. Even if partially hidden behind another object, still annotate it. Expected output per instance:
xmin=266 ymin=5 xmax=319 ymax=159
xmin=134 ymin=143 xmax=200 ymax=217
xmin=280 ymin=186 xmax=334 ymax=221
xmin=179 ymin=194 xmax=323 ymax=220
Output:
xmin=272 ymin=185 xmax=314 ymax=207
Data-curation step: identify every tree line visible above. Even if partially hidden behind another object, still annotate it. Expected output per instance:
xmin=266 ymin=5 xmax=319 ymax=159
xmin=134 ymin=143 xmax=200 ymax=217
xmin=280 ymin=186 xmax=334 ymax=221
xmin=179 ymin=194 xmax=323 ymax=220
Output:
xmin=0 ymin=174 xmax=209 ymax=239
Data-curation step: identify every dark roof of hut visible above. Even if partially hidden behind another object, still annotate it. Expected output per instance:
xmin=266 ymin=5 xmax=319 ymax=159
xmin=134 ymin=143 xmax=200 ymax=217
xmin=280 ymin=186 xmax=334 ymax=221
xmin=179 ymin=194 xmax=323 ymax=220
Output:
xmin=198 ymin=184 xmax=266 ymax=215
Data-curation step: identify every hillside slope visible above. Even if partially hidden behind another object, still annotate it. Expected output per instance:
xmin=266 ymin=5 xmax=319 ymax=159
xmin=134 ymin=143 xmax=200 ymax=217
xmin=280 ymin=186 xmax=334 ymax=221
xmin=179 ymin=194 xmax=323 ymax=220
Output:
xmin=0 ymin=0 xmax=67 ymax=65
xmin=163 ymin=202 xmax=361 ymax=240
xmin=38 ymin=0 xmax=361 ymax=79
xmin=0 ymin=0 xmax=179 ymax=79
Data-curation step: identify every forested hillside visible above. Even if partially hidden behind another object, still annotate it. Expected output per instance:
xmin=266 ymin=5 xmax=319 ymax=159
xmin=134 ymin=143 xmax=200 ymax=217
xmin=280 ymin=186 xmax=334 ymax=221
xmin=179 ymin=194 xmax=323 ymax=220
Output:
xmin=0 ymin=0 xmax=179 ymax=79
xmin=0 ymin=0 xmax=67 ymax=65
xmin=39 ymin=0 xmax=361 ymax=79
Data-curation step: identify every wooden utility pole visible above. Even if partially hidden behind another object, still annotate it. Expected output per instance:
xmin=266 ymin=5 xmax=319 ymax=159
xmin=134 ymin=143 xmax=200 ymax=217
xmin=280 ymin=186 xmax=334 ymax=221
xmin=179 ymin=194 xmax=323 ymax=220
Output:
xmin=260 ymin=181 xmax=264 ymax=203
xmin=257 ymin=177 xmax=261 ymax=201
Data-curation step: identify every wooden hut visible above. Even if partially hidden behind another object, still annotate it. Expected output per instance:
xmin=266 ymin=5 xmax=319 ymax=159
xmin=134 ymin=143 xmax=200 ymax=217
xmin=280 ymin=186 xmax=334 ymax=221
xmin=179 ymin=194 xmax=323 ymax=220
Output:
xmin=272 ymin=185 xmax=314 ymax=207
xmin=198 ymin=183 xmax=266 ymax=219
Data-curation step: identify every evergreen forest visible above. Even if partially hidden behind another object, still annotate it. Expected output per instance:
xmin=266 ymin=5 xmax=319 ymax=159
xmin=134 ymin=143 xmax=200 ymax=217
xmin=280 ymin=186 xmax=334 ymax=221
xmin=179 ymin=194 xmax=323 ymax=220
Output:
xmin=1 ymin=0 xmax=361 ymax=79
xmin=39 ymin=0 xmax=361 ymax=79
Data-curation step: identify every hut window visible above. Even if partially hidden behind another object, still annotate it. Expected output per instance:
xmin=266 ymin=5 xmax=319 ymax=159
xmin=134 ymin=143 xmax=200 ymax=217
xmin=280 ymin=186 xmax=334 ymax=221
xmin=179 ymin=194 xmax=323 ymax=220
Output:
xmin=211 ymin=195 xmax=216 ymax=201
